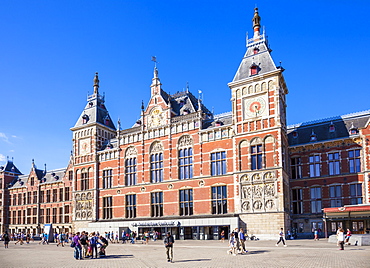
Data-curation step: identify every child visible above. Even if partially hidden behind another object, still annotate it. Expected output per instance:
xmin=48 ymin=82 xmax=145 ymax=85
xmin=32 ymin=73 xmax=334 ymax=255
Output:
xmin=227 ymin=232 xmax=237 ymax=256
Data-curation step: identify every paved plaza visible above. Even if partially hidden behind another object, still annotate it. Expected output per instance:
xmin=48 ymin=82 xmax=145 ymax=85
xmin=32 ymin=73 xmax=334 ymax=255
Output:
xmin=0 ymin=239 xmax=369 ymax=268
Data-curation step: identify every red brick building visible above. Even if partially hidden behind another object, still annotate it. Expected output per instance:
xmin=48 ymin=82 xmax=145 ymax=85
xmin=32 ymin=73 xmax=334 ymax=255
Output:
xmin=1 ymin=8 xmax=369 ymax=239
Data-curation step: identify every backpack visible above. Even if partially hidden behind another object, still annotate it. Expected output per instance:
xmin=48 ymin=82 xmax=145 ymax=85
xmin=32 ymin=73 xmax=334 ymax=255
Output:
xmin=80 ymin=235 xmax=87 ymax=245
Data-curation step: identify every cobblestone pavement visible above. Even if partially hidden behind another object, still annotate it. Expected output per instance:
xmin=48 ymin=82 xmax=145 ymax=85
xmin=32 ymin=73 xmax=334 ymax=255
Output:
xmin=0 ymin=239 xmax=369 ymax=268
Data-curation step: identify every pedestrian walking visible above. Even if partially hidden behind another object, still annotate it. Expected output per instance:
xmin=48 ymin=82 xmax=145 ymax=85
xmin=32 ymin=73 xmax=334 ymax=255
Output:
xmin=121 ymin=230 xmax=126 ymax=244
xmin=337 ymin=227 xmax=345 ymax=250
xmin=3 ymin=231 xmax=10 ymax=248
xmin=227 ymin=232 xmax=237 ymax=256
xmin=313 ymin=229 xmax=318 ymax=241
xmin=164 ymin=232 xmax=174 ymax=263
xmin=345 ymin=229 xmax=352 ymax=245
xmin=220 ymin=230 xmax=225 ymax=243
xmin=80 ymin=231 xmax=88 ymax=257
xmin=232 ymin=228 xmax=240 ymax=252
xmin=276 ymin=228 xmax=287 ymax=247
xmin=238 ymin=228 xmax=248 ymax=253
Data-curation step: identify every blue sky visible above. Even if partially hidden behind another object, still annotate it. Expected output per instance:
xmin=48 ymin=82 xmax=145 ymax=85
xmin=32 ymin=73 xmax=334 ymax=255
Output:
xmin=1 ymin=0 xmax=370 ymax=173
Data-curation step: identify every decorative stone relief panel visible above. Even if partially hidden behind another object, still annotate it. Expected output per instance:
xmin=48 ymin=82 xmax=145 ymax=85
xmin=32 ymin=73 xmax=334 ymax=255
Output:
xmin=74 ymin=191 xmax=94 ymax=221
xmin=239 ymin=171 xmax=278 ymax=213
xmin=178 ymin=135 xmax=193 ymax=148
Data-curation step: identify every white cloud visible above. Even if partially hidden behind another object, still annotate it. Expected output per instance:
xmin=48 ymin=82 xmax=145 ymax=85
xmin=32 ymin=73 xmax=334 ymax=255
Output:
xmin=0 ymin=132 xmax=10 ymax=144
xmin=0 ymin=153 xmax=6 ymax=162
xmin=11 ymin=135 xmax=17 ymax=138
xmin=9 ymin=150 xmax=15 ymax=153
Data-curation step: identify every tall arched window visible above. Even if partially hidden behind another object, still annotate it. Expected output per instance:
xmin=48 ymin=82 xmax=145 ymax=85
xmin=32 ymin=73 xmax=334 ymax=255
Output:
xmin=81 ymin=168 xmax=89 ymax=190
xmin=151 ymin=153 xmax=163 ymax=183
xmin=125 ymin=147 xmax=137 ymax=186
xmin=178 ymin=135 xmax=193 ymax=180
xmin=179 ymin=148 xmax=193 ymax=179
xmin=150 ymin=141 xmax=164 ymax=183
xmin=251 ymin=138 xmax=263 ymax=170
xmin=125 ymin=158 xmax=137 ymax=185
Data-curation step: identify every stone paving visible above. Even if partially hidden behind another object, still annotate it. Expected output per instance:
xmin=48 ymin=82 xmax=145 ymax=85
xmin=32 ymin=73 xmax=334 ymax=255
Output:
xmin=0 ymin=239 xmax=369 ymax=268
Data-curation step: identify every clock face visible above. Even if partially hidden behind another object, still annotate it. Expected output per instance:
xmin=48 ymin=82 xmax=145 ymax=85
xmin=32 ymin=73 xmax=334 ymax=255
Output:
xmin=244 ymin=97 xmax=267 ymax=118
xmin=149 ymin=107 xmax=164 ymax=128
xmin=79 ymin=138 xmax=91 ymax=155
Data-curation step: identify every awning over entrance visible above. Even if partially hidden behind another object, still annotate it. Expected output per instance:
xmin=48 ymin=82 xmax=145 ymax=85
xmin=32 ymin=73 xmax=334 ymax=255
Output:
xmin=323 ymin=204 xmax=370 ymax=219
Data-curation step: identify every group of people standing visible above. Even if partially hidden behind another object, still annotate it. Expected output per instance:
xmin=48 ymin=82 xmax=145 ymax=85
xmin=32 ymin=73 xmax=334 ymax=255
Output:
xmin=71 ymin=231 xmax=109 ymax=260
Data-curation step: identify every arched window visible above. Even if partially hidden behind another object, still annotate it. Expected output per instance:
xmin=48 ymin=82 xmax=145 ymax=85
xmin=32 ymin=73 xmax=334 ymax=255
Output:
xmin=81 ymin=169 xmax=89 ymax=190
xmin=125 ymin=158 xmax=137 ymax=186
xmin=151 ymin=153 xmax=163 ymax=183
xmin=178 ymin=135 xmax=193 ymax=180
xmin=251 ymin=138 xmax=263 ymax=170
xmin=179 ymin=148 xmax=193 ymax=179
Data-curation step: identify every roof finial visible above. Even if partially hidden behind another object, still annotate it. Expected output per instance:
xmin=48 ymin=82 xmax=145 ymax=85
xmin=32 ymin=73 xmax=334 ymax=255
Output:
xmin=32 ymin=159 xmax=35 ymax=168
xmin=252 ymin=7 xmax=261 ymax=38
xmin=141 ymin=100 xmax=145 ymax=111
xmin=117 ymin=118 xmax=121 ymax=131
xmin=186 ymin=81 xmax=189 ymax=93
xmin=93 ymin=72 xmax=99 ymax=94
xmin=44 ymin=163 xmax=47 ymax=173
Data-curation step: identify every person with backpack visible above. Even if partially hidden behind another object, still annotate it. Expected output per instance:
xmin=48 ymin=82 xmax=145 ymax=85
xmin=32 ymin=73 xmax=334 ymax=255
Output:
xmin=89 ymin=232 xmax=98 ymax=259
xmin=3 ymin=231 xmax=10 ymax=248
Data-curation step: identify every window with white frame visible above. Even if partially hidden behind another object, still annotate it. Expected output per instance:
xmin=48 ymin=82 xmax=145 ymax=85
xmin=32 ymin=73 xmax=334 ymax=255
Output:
xmin=350 ymin=183 xmax=362 ymax=205
xmin=125 ymin=158 xmax=137 ymax=186
xmin=309 ymin=155 xmax=321 ymax=177
xmin=292 ymin=188 xmax=303 ymax=214
xmin=291 ymin=157 xmax=302 ymax=179
xmin=179 ymin=148 xmax=193 ymax=179
xmin=103 ymin=169 xmax=113 ymax=188
xmin=348 ymin=149 xmax=361 ymax=173
xmin=211 ymin=151 xmax=226 ymax=176
xmin=328 ymin=152 xmax=340 ymax=175
xmin=310 ymin=187 xmax=322 ymax=213
xmin=329 ymin=185 xmax=342 ymax=207
xmin=151 ymin=153 xmax=163 ymax=183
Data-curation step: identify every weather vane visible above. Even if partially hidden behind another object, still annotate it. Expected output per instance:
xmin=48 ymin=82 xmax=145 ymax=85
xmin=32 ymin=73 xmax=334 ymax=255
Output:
xmin=151 ymin=56 xmax=158 ymax=68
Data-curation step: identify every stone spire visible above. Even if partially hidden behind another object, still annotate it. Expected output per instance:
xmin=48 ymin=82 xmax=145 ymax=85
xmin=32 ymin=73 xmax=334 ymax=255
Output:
xmin=252 ymin=7 xmax=261 ymax=39
xmin=150 ymin=67 xmax=162 ymax=96
xmin=93 ymin=72 xmax=99 ymax=94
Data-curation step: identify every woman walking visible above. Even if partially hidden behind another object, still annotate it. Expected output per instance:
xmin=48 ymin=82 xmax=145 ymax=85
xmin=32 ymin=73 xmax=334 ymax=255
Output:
xmin=337 ymin=228 xmax=345 ymax=250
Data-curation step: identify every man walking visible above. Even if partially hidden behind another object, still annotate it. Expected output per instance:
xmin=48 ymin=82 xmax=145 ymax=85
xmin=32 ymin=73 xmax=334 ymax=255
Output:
xmin=164 ymin=232 xmax=174 ymax=263
xmin=238 ymin=228 xmax=247 ymax=253
xmin=232 ymin=228 xmax=240 ymax=252
xmin=276 ymin=228 xmax=287 ymax=247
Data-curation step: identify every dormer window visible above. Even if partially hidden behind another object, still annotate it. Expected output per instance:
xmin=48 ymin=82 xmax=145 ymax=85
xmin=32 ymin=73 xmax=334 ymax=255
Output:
xmin=183 ymin=109 xmax=190 ymax=115
xmin=250 ymin=65 xmax=258 ymax=76
xmin=179 ymin=100 xmax=185 ymax=107
xmin=82 ymin=114 xmax=89 ymax=124
xmin=89 ymin=102 xmax=93 ymax=107
xmin=104 ymin=115 xmax=110 ymax=125
xmin=349 ymin=122 xmax=358 ymax=135
xmin=329 ymin=122 xmax=335 ymax=132
xmin=253 ymin=47 xmax=259 ymax=55
xmin=310 ymin=130 xmax=317 ymax=142
xmin=136 ymin=120 xmax=142 ymax=126
xmin=215 ymin=120 xmax=223 ymax=127
xmin=292 ymin=131 xmax=298 ymax=138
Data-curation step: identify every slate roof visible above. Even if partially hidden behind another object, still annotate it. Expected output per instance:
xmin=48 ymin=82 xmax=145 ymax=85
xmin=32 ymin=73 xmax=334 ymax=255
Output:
xmin=0 ymin=160 xmax=22 ymax=174
xmin=287 ymin=110 xmax=370 ymax=146
xmin=233 ymin=34 xmax=277 ymax=82
xmin=10 ymin=167 xmax=66 ymax=188
xmin=203 ymin=111 xmax=232 ymax=129
xmin=169 ymin=90 xmax=211 ymax=116
xmin=73 ymin=93 xmax=116 ymax=130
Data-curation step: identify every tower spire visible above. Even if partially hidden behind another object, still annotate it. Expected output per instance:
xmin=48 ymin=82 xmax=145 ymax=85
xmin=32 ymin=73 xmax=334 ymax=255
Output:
xmin=252 ymin=7 xmax=261 ymax=39
xmin=93 ymin=72 xmax=99 ymax=94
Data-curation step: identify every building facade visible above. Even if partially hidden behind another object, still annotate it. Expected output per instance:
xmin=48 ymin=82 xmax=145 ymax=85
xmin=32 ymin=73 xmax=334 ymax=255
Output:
xmin=1 ymin=8 xmax=369 ymax=239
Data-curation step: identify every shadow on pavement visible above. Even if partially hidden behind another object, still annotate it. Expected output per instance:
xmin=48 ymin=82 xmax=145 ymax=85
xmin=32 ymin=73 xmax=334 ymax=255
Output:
xmin=174 ymin=259 xmax=212 ymax=263
xmin=247 ymin=250 xmax=269 ymax=254
xmin=102 ymin=254 xmax=134 ymax=259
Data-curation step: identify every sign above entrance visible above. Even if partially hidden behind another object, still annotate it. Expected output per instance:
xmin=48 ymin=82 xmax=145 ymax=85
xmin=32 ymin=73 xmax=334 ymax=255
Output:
xmin=132 ymin=221 xmax=180 ymax=227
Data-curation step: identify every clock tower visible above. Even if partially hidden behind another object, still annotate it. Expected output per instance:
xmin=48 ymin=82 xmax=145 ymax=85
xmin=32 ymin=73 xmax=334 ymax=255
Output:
xmin=70 ymin=73 xmax=116 ymax=227
xmin=228 ymin=8 xmax=290 ymax=239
